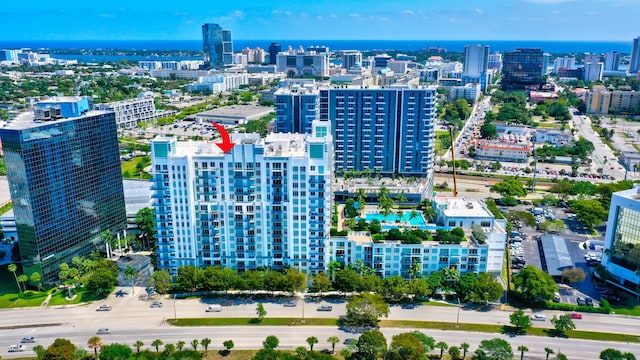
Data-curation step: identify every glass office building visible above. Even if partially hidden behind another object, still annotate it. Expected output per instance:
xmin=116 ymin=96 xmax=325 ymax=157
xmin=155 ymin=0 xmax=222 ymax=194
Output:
xmin=602 ymin=185 xmax=640 ymax=293
xmin=502 ymin=48 xmax=544 ymax=90
xmin=202 ymin=23 xmax=233 ymax=69
xmin=0 ymin=110 xmax=126 ymax=285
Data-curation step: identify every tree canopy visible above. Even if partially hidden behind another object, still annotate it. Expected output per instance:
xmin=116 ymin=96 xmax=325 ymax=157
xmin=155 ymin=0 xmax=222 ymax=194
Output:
xmin=491 ymin=178 xmax=528 ymax=197
xmin=512 ymin=265 xmax=558 ymax=304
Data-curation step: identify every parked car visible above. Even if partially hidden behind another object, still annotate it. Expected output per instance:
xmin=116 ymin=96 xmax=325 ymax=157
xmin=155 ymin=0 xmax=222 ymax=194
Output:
xmin=96 ymin=328 xmax=110 ymax=334
xmin=570 ymin=313 xmax=582 ymax=319
xmin=317 ymin=305 xmax=333 ymax=312
xmin=576 ymin=297 xmax=586 ymax=306
xmin=96 ymin=305 xmax=112 ymax=311
xmin=150 ymin=301 xmax=163 ymax=308
xmin=20 ymin=337 xmax=36 ymax=343
xmin=401 ymin=303 xmax=417 ymax=309
xmin=343 ymin=338 xmax=356 ymax=345
xmin=585 ymin=297 xmax=594 ymax=306
xmin=553 ymin=293 xmax=561 ymax=303
xmin=531 ymin=314 xmax=546 ymax=321
xmin=8 ymin=345 xmax=25 ymax=352
xmin=206 ymin=305 xmax=222 ymax=312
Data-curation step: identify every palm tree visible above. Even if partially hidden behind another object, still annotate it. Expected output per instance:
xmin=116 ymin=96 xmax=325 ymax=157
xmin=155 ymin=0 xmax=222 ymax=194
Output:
xmin=356 ymin=188 xmax=367 ymax=215
xmin=30 ymin=272 xmax=42 ymax=291
xmin=436 ymin=341 xmax=449 ymax=359
xmin=124 ymin=266 xmax=138 ymax=293
xmin=164 ymin=343 xmax=175 ymax=355
xmin=191 ymin=339 xmax=199 ymax=351
xmin=134 ymin=340 xmax=144 ymax=353
xmin=327 ymin=336 xmax=339 ymax=354
xmin=518 ymin=345 xmax=529 ymax=360
xmin=87 ymin=336 xmax=103 ymax=359
xmin=18 ymin=274 xmax=28 ymax=292
xmin=176 ymin=340 xmax=185 ymax=351
xmin=306 ymin=336 xmax=318 ymax=351
xmin=545 ymin=347 xmax=554 ymax=360
xmin=151 ymin=339 xmax=163 ymax=353
xmin=201 ymin=338 xmax=211 ymax=356
xmin=461 ymin=342 xmax=470 ymax=359
xmin=8 ymin=264 xmax=21 ymax=292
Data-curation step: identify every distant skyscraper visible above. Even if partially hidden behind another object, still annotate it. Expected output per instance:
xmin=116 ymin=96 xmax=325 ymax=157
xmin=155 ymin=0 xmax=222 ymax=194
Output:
xmin=553 ymin=56 xmax=576 ymax=75
xmin=487 ymin=52 xmax=503 ymax=71
xmin=463 ymin=44 xmax=489 ymax=78
xmin=605 ymin=51 xmax=620 ymax=71
xmin=630 ymin=37 xmax=640 ymax=74
xmin=0 ymin=108 xmax=126 ymax=285
xmin=342 ymin=50 xmax=363 ymax=70
xmin=502 ymin=48 xmax=544 ymax=90
xmin=202 ymin=23 xmax=233 ymax=69
xmin=583 ymin=61 xmax=604 ymax=82
xmin=268 ymin=42 xmax=281 ymax=65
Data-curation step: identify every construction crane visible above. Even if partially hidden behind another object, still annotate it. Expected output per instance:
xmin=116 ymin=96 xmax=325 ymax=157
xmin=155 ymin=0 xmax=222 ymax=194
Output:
xmin=449 ymin=125 xmax=458 ymax=197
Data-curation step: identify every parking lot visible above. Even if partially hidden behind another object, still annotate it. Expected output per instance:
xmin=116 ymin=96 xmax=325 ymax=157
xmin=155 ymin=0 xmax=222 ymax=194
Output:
xmin=507 ymin=205 xmax=605 ymax=306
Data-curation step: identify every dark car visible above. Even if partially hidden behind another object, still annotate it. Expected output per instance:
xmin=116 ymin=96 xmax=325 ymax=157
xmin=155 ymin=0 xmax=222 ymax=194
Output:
xmin=401 ymin=303 xmax=417 ymax=309
xmin=317 ymin=305 xmax=333 ymax=312
xmin=585 ymin=297 xmax=594 ymax=306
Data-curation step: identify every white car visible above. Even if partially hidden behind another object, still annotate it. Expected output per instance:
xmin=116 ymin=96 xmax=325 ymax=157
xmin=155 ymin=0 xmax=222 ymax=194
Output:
xmin=531 ymin=314 xmax=546 ymax=321
xmin=206 ymin=305 xmax=222 ymax=312
xmin=8 ymin=345 xmax=25 ymax=352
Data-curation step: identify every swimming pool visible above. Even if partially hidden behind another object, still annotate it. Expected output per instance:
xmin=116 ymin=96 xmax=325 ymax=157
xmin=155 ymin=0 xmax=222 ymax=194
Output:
xmin=364 ymin=212 xmax=427 ymax=226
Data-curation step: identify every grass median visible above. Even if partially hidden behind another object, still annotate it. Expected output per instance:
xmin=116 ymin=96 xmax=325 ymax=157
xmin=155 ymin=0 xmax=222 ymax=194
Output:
xmin=167 ymin=318 xmax=640 ymax=343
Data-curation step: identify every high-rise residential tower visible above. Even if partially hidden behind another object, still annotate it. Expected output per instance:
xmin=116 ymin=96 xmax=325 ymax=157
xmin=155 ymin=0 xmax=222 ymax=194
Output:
xmin=150 ymin=121 xmax=333 ymax=275
xmin=0 ymin=108 xmax=126 ymax=285
xmin=630 ymin=37 xmax=640 ymax=74
xmin=605 ymin=51 xmax=620 ymax=71
xmin=275 ymin=83 xmax=319 ymax=134
xmin=202 ymin=23 xmax=233 ymax=69
xmin=463 ymin=44 xmax=489 ymax=78
xmin=320 ymin=86 xmax=437 ymax=177
xmin=341 ymin=50 xmax=363 ymax=70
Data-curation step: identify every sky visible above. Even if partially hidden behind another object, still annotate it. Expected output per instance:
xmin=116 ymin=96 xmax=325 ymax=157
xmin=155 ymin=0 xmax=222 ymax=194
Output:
xmin=0 ymin=0 xmax=639 ymax=41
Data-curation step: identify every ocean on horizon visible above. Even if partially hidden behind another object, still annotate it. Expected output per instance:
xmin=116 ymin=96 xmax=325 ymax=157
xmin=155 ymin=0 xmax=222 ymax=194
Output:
xmin=0 ymin=39 xmax=634 ymax=54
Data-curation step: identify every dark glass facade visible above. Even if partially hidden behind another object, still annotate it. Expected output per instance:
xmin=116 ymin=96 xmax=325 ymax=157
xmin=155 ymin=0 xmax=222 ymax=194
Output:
xmin=0 ymin=112 xmax=126 ymax=285
xmin=609 ymin=206 xmax=640 ymax=272
xmin=502 ymin=48 xmax=544 ymax=90
xmin=202 ymin=23 xmax=233 ymax=69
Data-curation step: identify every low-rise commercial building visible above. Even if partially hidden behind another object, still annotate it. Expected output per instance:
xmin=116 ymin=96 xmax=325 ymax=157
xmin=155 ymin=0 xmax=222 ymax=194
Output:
xmin=475 ymin=140 xmax=531 ymax=163
xmin=533 ymin=129 xmax=573 ymax=147
xmin=94 ymin=97 xmax=157 ymax=129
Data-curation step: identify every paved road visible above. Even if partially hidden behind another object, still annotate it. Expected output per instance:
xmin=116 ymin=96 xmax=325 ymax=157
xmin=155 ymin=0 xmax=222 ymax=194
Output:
xmin=1 ymin=290 xmax=639 ymax=358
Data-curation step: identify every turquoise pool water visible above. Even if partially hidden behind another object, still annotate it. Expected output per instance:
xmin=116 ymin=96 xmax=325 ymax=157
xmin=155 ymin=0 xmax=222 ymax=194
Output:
xmin=364 ymin=212 xmax=426 ymax=226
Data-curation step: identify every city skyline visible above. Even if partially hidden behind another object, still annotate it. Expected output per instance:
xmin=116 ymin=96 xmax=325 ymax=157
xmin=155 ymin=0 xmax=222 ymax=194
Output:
xmin=1 ymin=0 xmax=639 ymax=42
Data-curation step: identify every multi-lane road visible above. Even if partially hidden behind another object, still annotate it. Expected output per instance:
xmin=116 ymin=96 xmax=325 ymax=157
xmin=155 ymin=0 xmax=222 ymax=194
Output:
xmin=1 ymin=289 xmax=638 ymax=358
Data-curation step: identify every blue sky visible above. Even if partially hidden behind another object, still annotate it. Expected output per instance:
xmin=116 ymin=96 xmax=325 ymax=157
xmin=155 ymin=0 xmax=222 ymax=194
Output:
xmin=0 ymin=0 xmax=638 ymax=41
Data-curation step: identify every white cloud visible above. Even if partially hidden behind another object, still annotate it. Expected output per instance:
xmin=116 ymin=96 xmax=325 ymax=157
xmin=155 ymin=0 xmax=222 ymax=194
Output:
xmin=231 ymin=10 xmax=245 ymax=18
xmin=329 ymin=14 xmax=338 ymax=18
xmin=474 ymin=8 xmax=484 ymax=14
xmin=449 ymin=17 xmax=459 ymax=23
xmin=349 ymin=13 xmax=360 ymax=17
xmin=400 ymin=10 xmax=414 ymax=15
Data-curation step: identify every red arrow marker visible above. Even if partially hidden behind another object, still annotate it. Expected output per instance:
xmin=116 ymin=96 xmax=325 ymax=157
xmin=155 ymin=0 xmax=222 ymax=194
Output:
xmin=211 ymin=122 xmax=236 ymax=153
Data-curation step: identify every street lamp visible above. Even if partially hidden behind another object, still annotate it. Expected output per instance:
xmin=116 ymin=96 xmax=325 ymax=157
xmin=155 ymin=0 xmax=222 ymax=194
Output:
xmin=455 ymin=297 xmax=461 ymax=328
xmin=173 ymin=294 xmax=177 ymax=320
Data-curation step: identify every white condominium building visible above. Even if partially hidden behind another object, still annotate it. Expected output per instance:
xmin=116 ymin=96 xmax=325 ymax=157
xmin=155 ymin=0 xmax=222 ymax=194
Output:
xmin=150 ymin=121 xmax=333 ymax=275
xmin=94 ymin=97 xmax=156 ymax=129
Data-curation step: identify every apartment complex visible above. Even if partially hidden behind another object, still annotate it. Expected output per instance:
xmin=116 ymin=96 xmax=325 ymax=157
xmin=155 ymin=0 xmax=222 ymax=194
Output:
xmin=602 ymin=186 xmax=640 ymax=295
xmin=321 ymin=86 xmax=437 ymax=177
xmin=585 ymin=86 xmax=640 ymax=114
xmin=328 ymin=198 xmax=506 ymax=277
xmin=94 ymin=97 xmax=157 ymax=129
xmin=150 ymin=121 xmax=333 ymax=275
xmin=275 ymin=84 xmax=320 ymax=134
xmin=0 ymin=110 xmax=126 ymax=285
xmin=202 ymin=23 xmax=233 ymax=69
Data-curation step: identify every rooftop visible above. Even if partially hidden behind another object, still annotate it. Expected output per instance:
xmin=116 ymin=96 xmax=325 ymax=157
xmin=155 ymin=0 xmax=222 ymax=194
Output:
xmin=0 ymin=110 xmax=112 ymax=131
xmin=195 ymin=105 xmax=273 ymax=121
xmin=434 ymin=197 xmax=493 ymax=218
xmin=37 ymin=96 xmax=87 ymax=104
xmin=540 ymin=234 xmax=573 ymax=277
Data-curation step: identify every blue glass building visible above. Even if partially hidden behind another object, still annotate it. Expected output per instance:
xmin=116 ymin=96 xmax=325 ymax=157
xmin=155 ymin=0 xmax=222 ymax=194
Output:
xmin=202 ymin=23 xmax=233 ymax=69
xmin=0 ymin=111 xmax=126 ymax=285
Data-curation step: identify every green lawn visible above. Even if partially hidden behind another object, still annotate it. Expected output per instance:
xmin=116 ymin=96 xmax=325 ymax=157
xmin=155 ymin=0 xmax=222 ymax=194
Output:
xmin=48 ymin=287 xmax=110 ymax=306
xmin=168 ymin=318 xmax=640 ymax=343
xmin=0 ymin=292 xmax=46 ymax=308
xmin=121 ymin=157 xmax=152 ymax=180
xmin=534 ymin=122 xmax=562 ymax=129
xmin=0 ymin=201 xmax=12 ymax=216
